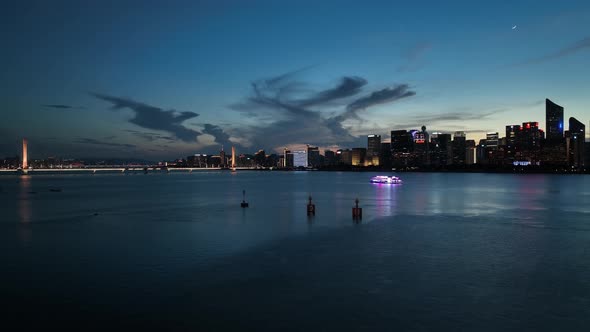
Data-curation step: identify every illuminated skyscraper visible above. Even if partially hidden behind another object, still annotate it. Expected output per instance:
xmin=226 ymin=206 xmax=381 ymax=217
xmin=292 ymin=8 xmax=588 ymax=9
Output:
xmin=546 ymin=98 xmax=564 ymax=142
xmin=231 ymin=146 xmax=236 ymax=168
xmin=22 ymin=138 xmax=28 ymax=169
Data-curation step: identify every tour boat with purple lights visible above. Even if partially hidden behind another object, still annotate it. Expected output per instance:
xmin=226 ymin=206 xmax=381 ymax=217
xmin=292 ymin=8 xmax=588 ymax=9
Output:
xmin=370 ymin=175 xmax=402 ymax=184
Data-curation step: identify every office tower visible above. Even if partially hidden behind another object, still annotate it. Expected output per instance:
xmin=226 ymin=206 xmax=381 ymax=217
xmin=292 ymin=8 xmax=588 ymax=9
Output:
xmin=568 ymin=117 xmax=585 ymax=167
xmin=466 ymin=140 xmax=476 ymax=165
xmin=351 ymin=148 xmax=366 ymax=166
xmin=452 ymin=131 xmax=466 ymax=165
xmin=391 ymin=130 xmax=412 ymax=167
xmin=231 ymin=146 xmax=236 ymax=168
xmin=307 ymin=145 xmax=320 ymax=168
xmin=337 ymin=149 xmax=352 ymax=165
xmin=366 ymin=135 xmax=381 ymax=166
xmin=219 ymin=147 xmax=226 ymax=167
xmin=22 ymin=138 xmax=28 ymax=169
xmin=283 ymin=148 xmax=293 ymax=168
xmin=293 ymin=150 xmax=308 ymax=168
xmin=254 ymin=150 xmax=266 ymax=167
xmin=546 ymin=98 xmax=564 ymax=142
xmin=324 ymin=150 xmax=335 ymax=166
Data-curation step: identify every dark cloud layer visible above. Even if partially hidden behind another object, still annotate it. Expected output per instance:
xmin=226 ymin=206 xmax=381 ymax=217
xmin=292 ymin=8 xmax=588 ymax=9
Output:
xmin=91 ymin=93 xmax=200 ymax=142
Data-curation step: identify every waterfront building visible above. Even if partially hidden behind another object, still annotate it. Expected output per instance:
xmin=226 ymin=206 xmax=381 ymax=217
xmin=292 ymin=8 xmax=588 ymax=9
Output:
xmin=283 ymin=148 xmax=294 ymax=168
xmin=568 ymin=117 xmax=585 ymax=167
xmin=337 ymin=149 xmax=352 ymax=165
xmin=366 ymin=135 xmax=381 ymax=166
xmin=452 ymin=131 xmax=466 ymax=165
xmin=307 ymin=145 xmax=321 ymax=168
xmin=546 ymin=98 xmax=564 ymax=143
xmin=324 ymin=150 xmax=335 ymax=166
xmin=466 ymin=140 xmax=476 ymax=165
xmin=293 ymin=150 xmax=307 ymax=168
xmin=380 ymin=142 xmax=392 ymax=169
xmin=352 ymin=148 xmax=367 ymax=166
xmin=391 ymin=130 xmax=412 ymax=167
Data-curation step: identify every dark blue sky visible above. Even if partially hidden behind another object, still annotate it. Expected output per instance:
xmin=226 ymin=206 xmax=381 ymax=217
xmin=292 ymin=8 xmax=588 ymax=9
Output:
xmin=1 ymin=0 xmax=589 ymax=159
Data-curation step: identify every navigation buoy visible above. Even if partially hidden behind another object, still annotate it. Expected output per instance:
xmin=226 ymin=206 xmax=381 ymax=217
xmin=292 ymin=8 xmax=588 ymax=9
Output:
xmin=307 ymin=195 xmax=315 ymax=216
xmin=352 ymin=197 xmax=362 ymax=221
xmin=241 ymin=190 xmax=249 ymax=208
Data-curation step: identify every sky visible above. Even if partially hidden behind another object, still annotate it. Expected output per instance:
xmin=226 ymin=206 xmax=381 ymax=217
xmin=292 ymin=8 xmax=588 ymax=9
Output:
xmin=1 ymin=0 xmax=589 ymax=160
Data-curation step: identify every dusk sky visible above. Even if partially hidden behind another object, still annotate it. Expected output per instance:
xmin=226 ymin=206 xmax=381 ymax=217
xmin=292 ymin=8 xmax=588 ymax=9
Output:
xmin=1 ymin=0 xmax=589 ymax=160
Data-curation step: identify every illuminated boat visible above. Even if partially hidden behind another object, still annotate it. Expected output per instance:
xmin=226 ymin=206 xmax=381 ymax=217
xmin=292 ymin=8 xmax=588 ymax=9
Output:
xmin=370 ymin=175 xmax=402 ymax=184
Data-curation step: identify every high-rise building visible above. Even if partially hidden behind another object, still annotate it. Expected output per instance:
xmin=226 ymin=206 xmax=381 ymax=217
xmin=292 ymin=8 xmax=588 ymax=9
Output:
xmin=466 ymin=140 xmax=476 ymax=165
xmin=283 ymin=148 xmax=293 ymax=168
xmin=293 ymin=150 xmax=307 ymax=168
xmin=351 ymin=148 xmax=366 ymax=166
xmin=307 ymin=145 xmax=320 ymax=168
xmin=22 ymin=138 xmax=28 ymax=169
xmin=568 ymin=117 xmax=585 ymax=167
xmin=391 ymin=130 xmax=412 ymax=167
xmin=324 ymin=150 xmax=335 ymax=166
xmin=431 ymin=133 xmax=452 ymax=166
xmin=366 ymin=135 xmax=381 ymax=166
xmin=219 ymin=147 xmax=226 ymax=167
xmin=546 ymin=98 xmax=564 ymax=142
xmin=337 ymin=149 xmax=352 ymax=165
xmin=452 ymin=131 xmax=466 ymax=165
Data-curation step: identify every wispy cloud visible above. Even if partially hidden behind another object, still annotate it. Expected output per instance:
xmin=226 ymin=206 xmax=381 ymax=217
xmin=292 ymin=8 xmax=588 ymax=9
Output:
xmin=295 ymin=76 xmax=367 ymax=107
xmin=229 ymin=70 xmax=416 ymax=150
xmin=91 ymin=93 xmax=201 ymax=142
xmin=513 ymin=36 xmax=590 ymax=66
xmin=123 ymin=129 xmax=175 ymax=142
xmin=397 ymin=42 xmax=433 ymax=73
xmin=42 ymin=104 xmax=85 ymax=110
xmin=75 ymin=137 xmax=136 ymax=149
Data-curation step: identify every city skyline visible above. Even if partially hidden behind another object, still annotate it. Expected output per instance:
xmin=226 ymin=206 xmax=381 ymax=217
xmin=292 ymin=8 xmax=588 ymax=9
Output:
xmin=2 ymin=1 xmax=590 ymax=159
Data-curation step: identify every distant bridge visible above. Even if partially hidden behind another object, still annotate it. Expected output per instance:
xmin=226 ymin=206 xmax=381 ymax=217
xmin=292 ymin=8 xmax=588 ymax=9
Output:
xmin=0 ymin=167 xmax=265 ymax=174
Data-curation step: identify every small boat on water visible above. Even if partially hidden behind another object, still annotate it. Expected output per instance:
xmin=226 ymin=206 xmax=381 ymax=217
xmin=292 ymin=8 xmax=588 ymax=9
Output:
xmin=370 ymin=175 xmax=402 ymax=184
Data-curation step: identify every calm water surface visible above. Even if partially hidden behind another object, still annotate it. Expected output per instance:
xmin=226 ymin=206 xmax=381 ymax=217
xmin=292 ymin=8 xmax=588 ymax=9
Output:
xmin=1 ymin=171 xmax=590 ymax=330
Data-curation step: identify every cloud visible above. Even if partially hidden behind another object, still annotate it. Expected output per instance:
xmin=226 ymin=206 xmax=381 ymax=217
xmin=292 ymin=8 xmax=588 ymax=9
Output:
xmin=397 ymin=42 xmax=433 ymax=73
xmin=42 ymin=104 xmax=85 ymax=110
xmin=202 ymin=124 xmax=233 ymax=148
xmin=513 ymin=36 xmax=590 ymax=66
xmin=75 ymin=137 xmax=136 ymax=149
xmin=296 ymin=76 xmax=367 ymax=107
xmin=343 ymin=84 xmax=416 ymax=119
xmin=229 ymin=70 xmax=415 ymax=150
xmin=91 ymin=93 xmax=201 ymax=142
xmin=123 ymin=129 xmax=175 ymax=142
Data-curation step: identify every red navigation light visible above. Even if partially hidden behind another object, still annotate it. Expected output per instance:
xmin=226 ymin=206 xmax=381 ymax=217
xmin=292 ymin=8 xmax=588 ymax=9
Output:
xmin=526 ymin=123 xmax=531 ymax=129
